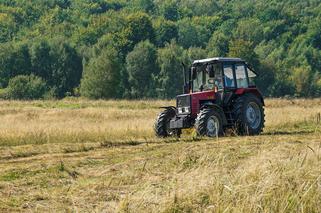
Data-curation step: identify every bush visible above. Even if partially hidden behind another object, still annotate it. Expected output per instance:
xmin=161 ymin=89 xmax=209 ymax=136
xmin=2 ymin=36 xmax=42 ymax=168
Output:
xmin=7 ymin=75 xmax=47 ymax=100
xmin=0 ymin=88 xmax=8 ymax=99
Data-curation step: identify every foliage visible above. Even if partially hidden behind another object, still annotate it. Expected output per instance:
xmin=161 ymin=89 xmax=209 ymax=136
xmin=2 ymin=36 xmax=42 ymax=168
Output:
xmin=0 ymin=42 xmax=31 ymax=88
xmin=153 ymin=18 xmax=178 ymax=47
xmin=157 ymin=0 xmax=179 ymax=21
xmin=30 ymin=39 xmax=83 ymax=98
xmin=125 ymin=12 xmax=155 ymax=48
xmin=80 ymin=48 xmax=122 ymax=99
xmin=126 ymin=40 xmax=158 ymax=98
xmin=7 ymin=74 xmax=47 ymax=100
xmin=207 ymin=31 xmax=229 ymax=57
xmin=229 ymin=39 xmax=260 ymax=69
xmin=156 ymin=41 xmax=184 ymax=98
xmin=0 ymin=0 xmax=320 ymax=99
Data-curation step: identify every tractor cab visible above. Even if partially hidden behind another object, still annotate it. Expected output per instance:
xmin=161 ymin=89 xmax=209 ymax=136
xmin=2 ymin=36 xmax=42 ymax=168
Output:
xmin=155 ymin=57 xmax=265 ymax=138
xmin=190 ymin=58 xmax=258 ymax=97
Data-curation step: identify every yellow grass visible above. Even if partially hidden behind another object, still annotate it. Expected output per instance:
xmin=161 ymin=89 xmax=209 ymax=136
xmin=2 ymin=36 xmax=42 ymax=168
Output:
xmin=0 ymin=98 xmax=320 ymax=212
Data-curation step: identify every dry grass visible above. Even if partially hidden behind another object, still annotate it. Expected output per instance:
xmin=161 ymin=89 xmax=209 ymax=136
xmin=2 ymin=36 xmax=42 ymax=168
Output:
xmin=0 ymin=98 xmax=320 ymax=212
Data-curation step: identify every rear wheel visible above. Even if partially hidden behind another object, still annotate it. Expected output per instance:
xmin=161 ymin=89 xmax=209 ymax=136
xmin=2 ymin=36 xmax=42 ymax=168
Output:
xmin=195 ymin=108 xmax=223 ymax=137
xmin=154 ymin=108 xmax=181 ymax=138
xmin=232 ymin=94 xmax=265 ymax=135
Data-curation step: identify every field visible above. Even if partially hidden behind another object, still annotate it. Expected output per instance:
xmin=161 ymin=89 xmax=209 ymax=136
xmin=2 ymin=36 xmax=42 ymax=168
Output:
xmin=0 ymin=99 xmax=320 ymax=212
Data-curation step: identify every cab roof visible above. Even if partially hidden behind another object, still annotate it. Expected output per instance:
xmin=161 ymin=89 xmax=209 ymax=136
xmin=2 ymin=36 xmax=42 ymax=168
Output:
xmin=192 ymin=57 xmax=244 ymax=65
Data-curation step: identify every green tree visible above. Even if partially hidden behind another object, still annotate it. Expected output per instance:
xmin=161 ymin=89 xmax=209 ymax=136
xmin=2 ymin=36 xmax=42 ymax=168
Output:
xmin=0 ymin=14 xmax=17 ymax=43
xmin=126 ymin=40 xmax=158 ymax=98
xmin=80 ymin=48 xmax=122 ymax=99
xmin=30 ymin=39 xmax=82 ymax=98
xmin=125 ymin=12 xmax=155 ymax=46
xmin=0 ymin=42 xmax=31 ymax=88
xmin=256 ymin=60 xmax=276 ymax=96
xmin=291 ymin=66 xmax=320 ymax=97
xmin=30 ymin=40 xmax=52 ymax=80
xmin=48 ymin=40 xmax=83 ymax=98
xmin=234 ymin=18 xmax=263 ymax=45
xmin=207 ymin=31 xmax=229 ymax=57
xmin=269 ymin=68 xmax=295 ymax=97
xmin=134 ymin=0 xmax=155 ymax=13
xmin=179 ymin=0 xmax=220 ymax=16
xmin=153 ymin=18 xmax=178 ymax=47
xmin=95 ymin=30 xmax=133 ymax=59
xmin=156 ymin=41 xmax=184 ymax=98
xmin=229 ymin=39 xmax=260 ymax=69
xmin=177 ymin=18 xmax=198 ymax=48
xmin=7 ymin=74 xmax=47 ymax=100
xmin=184 ymin=47 xmax=207 ymax=64
xmin=157 ymin=0 xmax=179 ymax=21
xmin=178 ymin=16 xmax=219 ymax=48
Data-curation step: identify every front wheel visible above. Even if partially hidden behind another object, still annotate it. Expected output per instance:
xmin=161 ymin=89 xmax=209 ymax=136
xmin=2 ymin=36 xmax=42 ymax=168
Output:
xmin=195 ymin=108 xmax=223 ymax=137
xmin=154 ymin=108 xmax=181 ymax=138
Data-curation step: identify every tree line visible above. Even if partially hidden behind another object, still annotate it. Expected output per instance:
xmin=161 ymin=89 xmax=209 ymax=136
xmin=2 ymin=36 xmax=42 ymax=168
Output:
xmin=0 ymin=0 xmax=320 ymax=99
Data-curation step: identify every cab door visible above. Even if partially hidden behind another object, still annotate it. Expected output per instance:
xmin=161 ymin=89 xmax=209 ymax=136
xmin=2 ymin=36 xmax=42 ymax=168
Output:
xmin=222 ymin=63 xmax=236 ymax=106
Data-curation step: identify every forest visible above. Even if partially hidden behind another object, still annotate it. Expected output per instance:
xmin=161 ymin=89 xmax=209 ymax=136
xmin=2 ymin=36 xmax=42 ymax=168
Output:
xmin=0 ymin=0 xmax=320 ymax=99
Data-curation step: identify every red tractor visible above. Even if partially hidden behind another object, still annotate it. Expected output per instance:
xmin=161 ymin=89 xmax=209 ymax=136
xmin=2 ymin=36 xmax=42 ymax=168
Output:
xmin=154 ymin=57 xmax=265 ymax=138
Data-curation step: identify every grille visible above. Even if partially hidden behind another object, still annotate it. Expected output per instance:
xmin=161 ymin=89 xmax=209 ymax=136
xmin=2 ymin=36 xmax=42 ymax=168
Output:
xmin=177 ymin=94 xmax=191 ymax=108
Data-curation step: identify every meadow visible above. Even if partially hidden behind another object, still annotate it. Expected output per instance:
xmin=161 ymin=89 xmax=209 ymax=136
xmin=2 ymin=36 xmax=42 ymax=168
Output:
xmin=0 ymin=98 xmax=320 ymax=212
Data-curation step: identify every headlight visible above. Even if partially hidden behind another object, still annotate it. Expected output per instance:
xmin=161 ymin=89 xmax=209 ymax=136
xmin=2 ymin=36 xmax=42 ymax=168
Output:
xmin=178 ymin=107 xmax=190 ymax=114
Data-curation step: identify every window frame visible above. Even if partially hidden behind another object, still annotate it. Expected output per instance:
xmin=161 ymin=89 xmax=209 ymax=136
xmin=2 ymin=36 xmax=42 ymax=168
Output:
xmin=223 ymin=63 xmax=236 ymax=89
xmin=209 ymin=62 xmax=224 ymax=91
xmin=246 ymin=66 xmax=257 ymax=87
xmin=234 ymin=63 xmax=249 ymax=89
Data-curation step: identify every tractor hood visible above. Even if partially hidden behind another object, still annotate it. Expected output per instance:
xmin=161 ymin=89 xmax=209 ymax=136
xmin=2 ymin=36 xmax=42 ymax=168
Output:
xmin=177 ymin=90 xmax=216 ymax=117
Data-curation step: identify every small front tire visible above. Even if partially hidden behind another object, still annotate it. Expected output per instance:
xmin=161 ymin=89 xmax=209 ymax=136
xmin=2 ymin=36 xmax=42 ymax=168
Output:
xmin=154 ymin=108 xmax=181 ymax=138
xmin=195 ymin=108 xmax=223 ymax=137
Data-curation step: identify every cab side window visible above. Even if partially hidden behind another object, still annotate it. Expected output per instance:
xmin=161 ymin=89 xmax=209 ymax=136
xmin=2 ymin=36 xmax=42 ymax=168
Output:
xmin=247 ymin=68 xmax=257 ymax=87
xmin=214 ymin=63 xmax=223 ymax=90
xmin=223 ymin=65 xmax=235 ymax=88
xmin=235 ymin=64 xmax=248 ymax=88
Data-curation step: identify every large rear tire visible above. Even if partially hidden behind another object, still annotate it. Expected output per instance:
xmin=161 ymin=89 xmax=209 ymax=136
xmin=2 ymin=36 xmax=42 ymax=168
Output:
xmin=232 ymin=94 xmax=265 ymax=135
xmin=154 ymin=108 xmax=181 ymax=138
xmin=195 ymin=108 xmax=223 ymax=137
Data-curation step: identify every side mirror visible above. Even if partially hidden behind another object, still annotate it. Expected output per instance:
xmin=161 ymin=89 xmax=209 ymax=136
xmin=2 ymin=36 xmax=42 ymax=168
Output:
xmin=207 ymin=65 xmax=215 ymax=78
xmin=191 ymin=67 xmax=197 ymax=79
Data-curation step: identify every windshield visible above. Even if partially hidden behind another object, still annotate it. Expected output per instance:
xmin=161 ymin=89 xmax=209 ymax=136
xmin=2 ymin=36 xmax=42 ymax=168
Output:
xmin=192 ymin=63 xmax=223 ymax=92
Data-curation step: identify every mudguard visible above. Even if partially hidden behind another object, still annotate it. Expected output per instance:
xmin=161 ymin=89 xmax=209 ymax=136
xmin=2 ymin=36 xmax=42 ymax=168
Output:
xmin=159 ymin=106 xmax=176 ymax=111
xmin=201 ymin=103 xmax=228 ymax=125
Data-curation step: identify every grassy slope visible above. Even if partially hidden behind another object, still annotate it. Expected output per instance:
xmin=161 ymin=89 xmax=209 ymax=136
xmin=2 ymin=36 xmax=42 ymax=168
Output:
xmin=0 ymin=99 xmax=320 ymax=212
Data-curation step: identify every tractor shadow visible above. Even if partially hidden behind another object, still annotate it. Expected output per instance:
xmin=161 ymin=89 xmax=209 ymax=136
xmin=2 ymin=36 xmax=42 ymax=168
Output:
xmin=261 ymin=129 xmax=314 ymax=136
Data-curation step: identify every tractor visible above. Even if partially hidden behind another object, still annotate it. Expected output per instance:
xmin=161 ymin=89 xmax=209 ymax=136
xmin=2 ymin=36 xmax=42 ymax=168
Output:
xmin=154 ymin=57 xmax=265 ymax=138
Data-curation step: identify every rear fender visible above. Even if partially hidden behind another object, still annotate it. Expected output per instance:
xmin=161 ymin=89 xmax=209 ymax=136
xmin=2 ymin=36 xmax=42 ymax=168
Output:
xmin=235 ymin=88 xmax=265 ymax=106
xmin=201 ymin=103 xmax=228 ymax=125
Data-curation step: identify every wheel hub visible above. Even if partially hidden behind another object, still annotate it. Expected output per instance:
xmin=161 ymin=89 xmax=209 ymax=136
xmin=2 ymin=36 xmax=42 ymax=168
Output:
xmin=246 ymin=102 xmax=261 ymax=129
xmin=207 ymin=116 xmax=219 ymax=137
xmin=165 ymin=121 xmax=174 ymax=136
